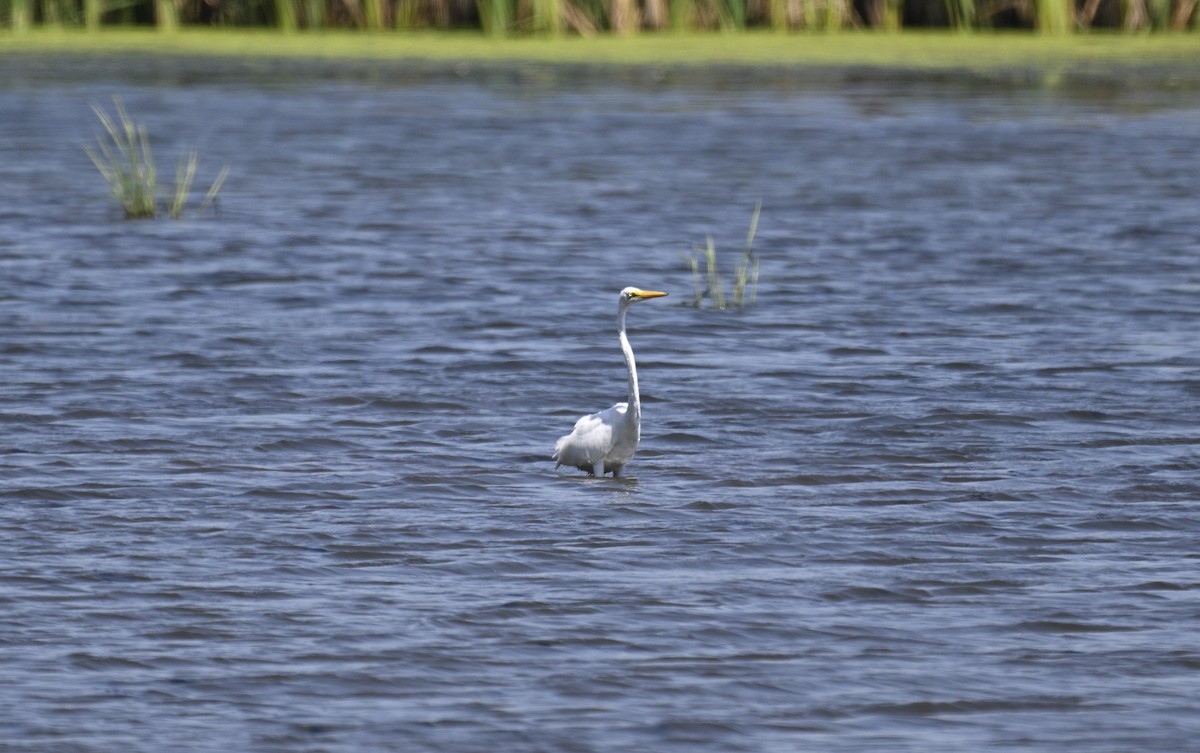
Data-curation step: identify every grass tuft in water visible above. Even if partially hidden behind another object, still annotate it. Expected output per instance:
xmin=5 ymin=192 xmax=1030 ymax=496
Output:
xmin=86 ymin=97 xmax=228 ymax=220
xmin=85 ymin=97 xmax=158 ymax=219
xmin=685 ymin=201 xmax=761 ymax=310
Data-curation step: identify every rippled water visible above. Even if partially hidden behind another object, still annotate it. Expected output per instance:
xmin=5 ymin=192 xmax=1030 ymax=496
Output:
xmin=2 ymin=58 xmax=1199 ymax=752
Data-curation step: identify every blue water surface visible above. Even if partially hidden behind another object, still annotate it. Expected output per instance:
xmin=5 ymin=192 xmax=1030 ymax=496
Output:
xmin=2 ymin=58 xmax=1199 ymax=752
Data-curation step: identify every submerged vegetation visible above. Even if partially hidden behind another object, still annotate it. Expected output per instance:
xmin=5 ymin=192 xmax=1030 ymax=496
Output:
xmin=685 ymin=201 xmax=761 ymax=311
xmin=86 ymin=98 xmax=228 ymax=220
xmin=0 ymin=0 xmax=1197 ymax=32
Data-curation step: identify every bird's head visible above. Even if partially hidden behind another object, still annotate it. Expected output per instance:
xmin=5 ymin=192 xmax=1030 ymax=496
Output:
xmin=619 ymin=287 xmax=669 ymax=306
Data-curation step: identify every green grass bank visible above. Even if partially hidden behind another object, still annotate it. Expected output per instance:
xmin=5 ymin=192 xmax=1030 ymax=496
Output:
xmin=4 ymin=28 xmax=1200 ymax=74
xmin=2 ymin=28 xmax=1200 ymax=88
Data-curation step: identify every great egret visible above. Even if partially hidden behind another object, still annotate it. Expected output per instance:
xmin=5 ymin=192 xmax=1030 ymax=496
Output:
xmin=553 ymin=287 xmax=668 ymax=477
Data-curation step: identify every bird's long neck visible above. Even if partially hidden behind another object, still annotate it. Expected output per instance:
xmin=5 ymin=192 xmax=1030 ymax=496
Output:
xmin=618 ymin=307 xmax=640 ymax=422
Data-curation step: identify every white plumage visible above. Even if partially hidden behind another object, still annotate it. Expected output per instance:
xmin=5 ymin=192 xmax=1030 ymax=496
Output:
xmin=553 ymin=287 xmax=667 ymax=477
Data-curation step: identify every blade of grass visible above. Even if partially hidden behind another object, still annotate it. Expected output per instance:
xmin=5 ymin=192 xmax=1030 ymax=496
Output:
xmin=170 ymin=150 xmax=197 ymax=219
xmin=155 ymin=0 xmax=179 ymax=30
xmin=733 ymin=199 xmax=761 ymax=308
xmin=683 ymin=248 xmax=704 ymax=307
xmin=84 ymin=0 xmax=103 ymax=30
xmin=704 ymin=234 xmax=726 ymax=310
xmin=196 ymin=164 xmax=230 ymax=216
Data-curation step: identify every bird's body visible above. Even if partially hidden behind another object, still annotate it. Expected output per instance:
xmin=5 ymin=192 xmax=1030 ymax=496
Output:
xmin=553 ymin=401 xmax=638 ymax=477
xmin=554 ymin=287 xmax=667 ymax=477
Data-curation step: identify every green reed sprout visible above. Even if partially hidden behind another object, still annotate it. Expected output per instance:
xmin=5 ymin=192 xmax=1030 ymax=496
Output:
xmin=685 ymin=201 xmax=761 ymax=310
xmin=732 ymin=199 xmax=761 ymax=308
xmin=169 ymin=151 xmax=196 ymax=220
xmin=170 ymin=150 xmax=230 ymax=220
xmin=86 ymin=97 xmax=228 ymax=220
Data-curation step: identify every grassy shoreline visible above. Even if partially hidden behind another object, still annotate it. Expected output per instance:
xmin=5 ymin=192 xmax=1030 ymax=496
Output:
xmin=4 ymin=29 xmax=1200 ymax=79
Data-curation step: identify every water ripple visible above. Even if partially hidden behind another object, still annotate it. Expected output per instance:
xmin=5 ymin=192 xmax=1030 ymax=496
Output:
xmin=1 ymin=64 xmax=1199 ymax=753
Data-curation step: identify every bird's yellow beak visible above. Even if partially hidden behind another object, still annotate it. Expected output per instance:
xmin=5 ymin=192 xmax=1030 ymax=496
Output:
xmin=631 ymin=289 xmax=668 ymax=300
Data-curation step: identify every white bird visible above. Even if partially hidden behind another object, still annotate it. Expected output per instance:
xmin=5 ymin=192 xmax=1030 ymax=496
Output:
xmin=554 ymin=287 xmax=668 ymax=477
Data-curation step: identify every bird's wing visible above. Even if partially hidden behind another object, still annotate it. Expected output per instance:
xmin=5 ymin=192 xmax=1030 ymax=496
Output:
xmin=554 ymin=403 xmax=627 ymax=469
